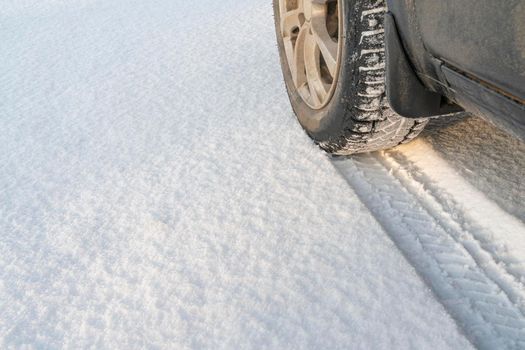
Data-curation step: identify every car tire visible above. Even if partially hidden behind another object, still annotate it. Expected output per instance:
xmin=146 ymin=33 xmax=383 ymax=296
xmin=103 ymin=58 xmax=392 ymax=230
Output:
xmin=273 ymin=0 xmax=428 ymax=155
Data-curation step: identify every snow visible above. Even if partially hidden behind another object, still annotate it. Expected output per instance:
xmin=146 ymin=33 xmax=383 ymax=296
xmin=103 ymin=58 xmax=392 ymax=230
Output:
xmin=334 ymin=140 xmax=525 ymax=349
xmin=421 ymin=115 xmax=525 ymax=222
xmin=0 ymin=0 xmax=521 ymax=348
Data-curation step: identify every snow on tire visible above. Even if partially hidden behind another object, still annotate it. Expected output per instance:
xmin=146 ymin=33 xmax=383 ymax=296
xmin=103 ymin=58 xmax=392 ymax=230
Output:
xmin=274 ymin=0 xmax=428 ymax=154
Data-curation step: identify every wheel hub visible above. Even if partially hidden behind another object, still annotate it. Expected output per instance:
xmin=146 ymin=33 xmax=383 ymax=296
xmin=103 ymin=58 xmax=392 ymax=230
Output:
xmin=278 ymin=0 xmax=342 ymax=109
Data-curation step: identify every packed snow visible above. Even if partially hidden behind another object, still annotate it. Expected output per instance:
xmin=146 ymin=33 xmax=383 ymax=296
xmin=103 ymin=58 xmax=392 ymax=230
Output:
xmin=1 ymin=0 xmax=523 ymax=349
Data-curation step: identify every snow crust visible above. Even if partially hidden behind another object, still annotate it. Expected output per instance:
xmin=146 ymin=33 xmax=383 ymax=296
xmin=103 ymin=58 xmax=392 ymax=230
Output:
xmin=0 ymin=0 xmax=476 ymax=348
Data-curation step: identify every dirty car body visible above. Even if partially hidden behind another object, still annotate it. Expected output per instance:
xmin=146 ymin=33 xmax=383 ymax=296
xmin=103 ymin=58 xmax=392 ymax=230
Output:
xmin=385 ymin=0 xmax=525 ymax=140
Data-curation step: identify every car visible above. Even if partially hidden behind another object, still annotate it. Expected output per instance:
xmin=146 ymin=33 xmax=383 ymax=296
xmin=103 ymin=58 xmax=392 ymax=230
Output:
xmin=273 ymin=0 xmax=525 ymax=154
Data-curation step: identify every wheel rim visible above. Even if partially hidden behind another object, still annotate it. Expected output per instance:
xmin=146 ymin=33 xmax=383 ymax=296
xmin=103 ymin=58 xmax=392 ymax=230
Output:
xmin=278 ymin=0 xmax=342 ymax=109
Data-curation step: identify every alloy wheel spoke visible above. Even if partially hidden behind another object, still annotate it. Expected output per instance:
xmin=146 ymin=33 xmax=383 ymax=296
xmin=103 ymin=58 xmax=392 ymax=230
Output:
xmin=310 ymin=9 xmax=338 ymax=77
xmin=280 ymin=9 xmax=304 ymax=37
xmin=290 ymin=24 xmax=309 ymax=87
xmin=279 ymin=0 xmax=340 ymax=109
xmin=304 ymin=31 xmax=328 ymax=104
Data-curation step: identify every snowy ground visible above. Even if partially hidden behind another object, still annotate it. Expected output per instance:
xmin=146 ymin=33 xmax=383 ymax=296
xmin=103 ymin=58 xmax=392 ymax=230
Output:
xmin=1 ymin=0 xmax=523 ymax=349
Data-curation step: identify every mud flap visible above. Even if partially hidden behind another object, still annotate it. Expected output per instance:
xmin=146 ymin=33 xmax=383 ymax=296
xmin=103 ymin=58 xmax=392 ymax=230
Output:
xmin=384 ymin=12 xmax=461 ymax=118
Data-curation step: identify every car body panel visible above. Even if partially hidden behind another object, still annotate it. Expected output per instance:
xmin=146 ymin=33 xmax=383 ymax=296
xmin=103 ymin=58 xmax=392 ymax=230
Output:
xmin=385 ymin=0 xmax=525 ymax=140
xmin=415 ymin=0 xmax=525 ymax=101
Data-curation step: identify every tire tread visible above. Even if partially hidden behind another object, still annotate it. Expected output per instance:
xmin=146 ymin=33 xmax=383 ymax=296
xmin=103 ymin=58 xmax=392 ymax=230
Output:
xmin=318 ymin=0 xmax=428 ymax=155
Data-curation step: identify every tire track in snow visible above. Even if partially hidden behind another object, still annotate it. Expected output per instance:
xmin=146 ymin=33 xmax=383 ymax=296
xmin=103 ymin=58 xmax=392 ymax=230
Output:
xmin=332 ymin=141 xmax=525 ymax=350
xmin=382 ymin=144 xmax=525 ymax=310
